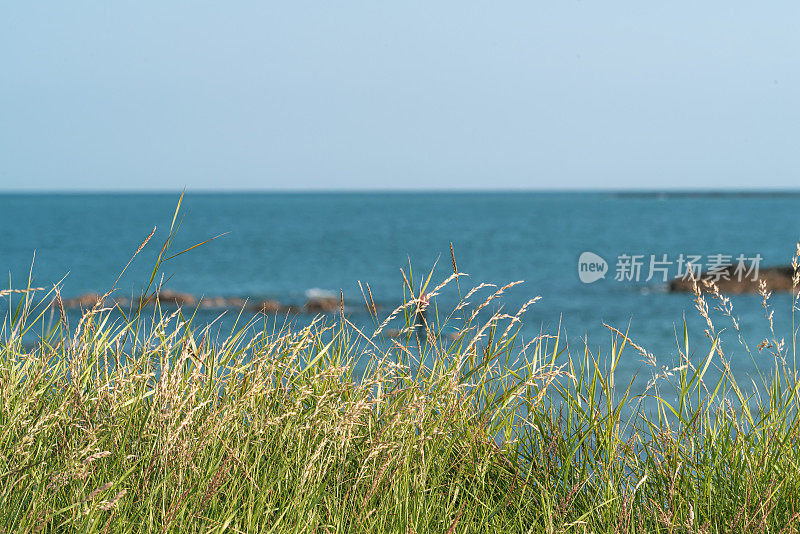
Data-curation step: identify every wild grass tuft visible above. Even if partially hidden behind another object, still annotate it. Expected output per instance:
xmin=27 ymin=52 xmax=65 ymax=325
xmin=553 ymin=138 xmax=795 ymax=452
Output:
xmin=2 ymin=215 xmax=800 ymax=532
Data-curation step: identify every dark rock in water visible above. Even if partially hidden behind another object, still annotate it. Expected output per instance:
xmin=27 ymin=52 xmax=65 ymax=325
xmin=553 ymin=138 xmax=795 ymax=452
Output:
xmin=57 ymin=293 xmax=131 ymax=309
xmin=669 ymin=265 xmax=795 ymax=293
xmin=60 ymin=292 xmax=102 ymax=308
xmin=249 ymin=299 xmax=285 ymax=314
xmin=199 ymin=296 xmax=247 ymax=309
xmin=303 ymin=296 xmax=340 ymax=314
xmin=159 ymin=289 xmax=197 ymax=306
xmin=55 ymin=291 xmax=350 ymax=314
xmin=137 ymin=289 xmax=197 ymax=307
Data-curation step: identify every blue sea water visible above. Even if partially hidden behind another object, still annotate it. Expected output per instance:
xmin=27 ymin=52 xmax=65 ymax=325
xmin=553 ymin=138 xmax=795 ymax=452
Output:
xmin=2 ymin=192 xmax=799 ymax=395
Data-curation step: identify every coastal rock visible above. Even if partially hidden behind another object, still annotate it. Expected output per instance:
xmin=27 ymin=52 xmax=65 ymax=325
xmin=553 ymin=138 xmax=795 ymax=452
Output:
xmin=158 ymin=289 xmax=197 ymax=306
xmin=137 ymin=289 xmax=197 ymax=307
xmin=303 ymin=296 xmax=341 ymax=314
xmin=200 ymin=296 xmax=247 ymax=309
xmin=250 ymin=299 xmax=284 ymax=314
xmin=55 ymin=291 xmax=353 ymax=314
xmin=669 ymin=265 xmax=795 ymax=294
xmin=57 ymin=293 xmax=132 ymax=309
xmin=60 ymin=292 xmax=102 ymax=308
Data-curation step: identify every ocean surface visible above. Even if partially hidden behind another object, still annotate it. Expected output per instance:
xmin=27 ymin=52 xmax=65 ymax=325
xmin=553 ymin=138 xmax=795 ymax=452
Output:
xmin=3 ymin=192 xmax=800 ymax=395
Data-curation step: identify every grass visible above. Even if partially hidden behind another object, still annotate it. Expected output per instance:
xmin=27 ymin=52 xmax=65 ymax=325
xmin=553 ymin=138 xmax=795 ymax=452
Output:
xmin=3 ymin=211 xmax=800 ymax=532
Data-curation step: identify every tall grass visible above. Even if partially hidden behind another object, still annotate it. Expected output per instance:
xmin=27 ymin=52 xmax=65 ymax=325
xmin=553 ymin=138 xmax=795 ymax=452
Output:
xmin=3 ymin=217 xmax=800 ymax=532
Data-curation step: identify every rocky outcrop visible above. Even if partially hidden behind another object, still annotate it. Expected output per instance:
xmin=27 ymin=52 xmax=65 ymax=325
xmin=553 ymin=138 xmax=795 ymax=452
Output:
xmin=249 ymin=299 xmax=286 ymax=314
xmin=60 ymin=293 xmax=103 ymax=308
xmin=199 ymin=296 xmax=247 ymax=309
xmin=56 ymin=289 xmax=348 ymax=314
xmin=136 ymin=289 xmax=197 ymax=307
xmin=154 ymin=289 xmax=197 ymax=306
xmin=303 ymin=296 xmax=341 ymax=314
xmin=669 ymin=265 xmax=795 ymax=293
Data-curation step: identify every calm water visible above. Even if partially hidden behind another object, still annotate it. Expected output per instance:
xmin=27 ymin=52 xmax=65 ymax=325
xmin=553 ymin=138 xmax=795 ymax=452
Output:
xmin=2 ymin=192 xmax=799 ymax=393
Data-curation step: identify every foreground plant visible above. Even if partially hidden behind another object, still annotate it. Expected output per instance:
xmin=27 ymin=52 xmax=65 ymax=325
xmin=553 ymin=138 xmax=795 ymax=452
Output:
xmin=2 ymin=221 xmax=800 ymax=532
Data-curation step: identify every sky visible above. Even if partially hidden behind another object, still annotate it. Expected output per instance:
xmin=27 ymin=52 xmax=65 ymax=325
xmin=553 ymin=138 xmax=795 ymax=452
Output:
xmin=1 ymin=2 xmax=798 ymax=191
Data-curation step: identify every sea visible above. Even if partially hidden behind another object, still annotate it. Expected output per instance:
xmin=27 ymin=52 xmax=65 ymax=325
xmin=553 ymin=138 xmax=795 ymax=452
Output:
xmin=3 ymin=192 xmax=800 ymax=396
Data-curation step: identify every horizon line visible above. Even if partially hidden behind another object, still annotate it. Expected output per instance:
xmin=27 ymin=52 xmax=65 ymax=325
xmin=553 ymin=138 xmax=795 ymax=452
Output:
xmin=0 ymin=188 xmax=800 ymax=198
xmin=3 ymin=187 xmax=800 ymax=196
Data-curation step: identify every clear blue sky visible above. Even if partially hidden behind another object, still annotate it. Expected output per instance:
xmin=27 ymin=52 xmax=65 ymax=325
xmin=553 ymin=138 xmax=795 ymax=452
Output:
xmin=1 ymin=2 xmax=797 ymax=191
